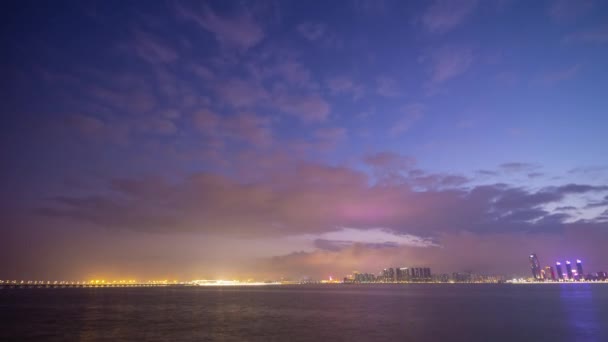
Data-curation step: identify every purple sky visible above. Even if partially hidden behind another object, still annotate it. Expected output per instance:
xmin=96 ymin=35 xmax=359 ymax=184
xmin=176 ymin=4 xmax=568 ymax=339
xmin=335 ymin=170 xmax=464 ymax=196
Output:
xmin=2 ymin=0 xmax=608 ymax=281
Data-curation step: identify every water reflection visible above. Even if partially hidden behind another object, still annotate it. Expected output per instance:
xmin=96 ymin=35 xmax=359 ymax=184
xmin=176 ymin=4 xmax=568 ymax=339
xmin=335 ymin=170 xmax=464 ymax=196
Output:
xmin=559 ymin=284 xmax=600 ymax=341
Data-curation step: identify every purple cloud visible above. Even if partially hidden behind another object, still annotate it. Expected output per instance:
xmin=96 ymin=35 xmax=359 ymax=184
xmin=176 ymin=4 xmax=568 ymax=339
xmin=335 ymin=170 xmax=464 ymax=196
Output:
xmin=428 ymin=45 xmax=474 ymax=84
xmin=421 ymin=0 xmax=478 ymax=34
xmin=176 ymin=3 xmax=264 ymax=51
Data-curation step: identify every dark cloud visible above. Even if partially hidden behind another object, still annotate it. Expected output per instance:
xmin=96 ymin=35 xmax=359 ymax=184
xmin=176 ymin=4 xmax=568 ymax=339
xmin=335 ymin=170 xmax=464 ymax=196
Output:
xmin=527 ymin=172 xmax=544 ymax=179
xmin=555 ymin=206 xmax=577 ymax=211
xmin=477 ymin=169 xmax=499 ymax=176
xmin=364 ymin=152 xmax=416 ymax=171
xmin=584 ymin=196 xmax=608 ymax=209
xmin=499 ymin=162 xmax=541 ymax=172
xmin=35 ymin=157 xmax=608 ymax=239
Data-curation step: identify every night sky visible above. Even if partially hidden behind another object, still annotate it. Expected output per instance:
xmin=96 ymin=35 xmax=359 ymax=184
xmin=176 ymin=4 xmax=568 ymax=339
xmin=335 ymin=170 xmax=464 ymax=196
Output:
xmin=2 ymin=0 xmax=608 ymax=281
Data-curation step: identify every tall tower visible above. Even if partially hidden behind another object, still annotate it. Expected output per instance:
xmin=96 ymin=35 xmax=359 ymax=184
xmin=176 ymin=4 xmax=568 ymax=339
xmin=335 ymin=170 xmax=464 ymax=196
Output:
xmin=555 ymin=262 xmax=564 ymax=280
xmin=576 ymin=260 xmax=584 ymax=280
xmin=529 ymin=254 xmax=541 ymax=280
xmin=544 ymin=266 xmax=555 ymax=281
xmin=566 ymin=261 xmax=573 ymax=280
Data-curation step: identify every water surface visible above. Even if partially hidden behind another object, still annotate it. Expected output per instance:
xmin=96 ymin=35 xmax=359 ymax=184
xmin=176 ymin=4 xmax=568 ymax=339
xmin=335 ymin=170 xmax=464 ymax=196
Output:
xmin=2 ymin=284 xmax=607 ymax=341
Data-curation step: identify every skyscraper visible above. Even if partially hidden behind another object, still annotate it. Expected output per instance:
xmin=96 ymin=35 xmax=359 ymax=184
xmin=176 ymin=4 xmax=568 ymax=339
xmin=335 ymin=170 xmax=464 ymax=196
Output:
xmin=555 ymin=262 xmax=564 ymax=280
xmin=529 ymin=254 xmax=541 ymax=280
xmin=544 ymin=266 xmax=555 ymax=281
xmin=566 ymin=261 xmax=573 ymax=280
xmin=576 ymin=259 xmax=584 ymax=279
xmin=423 ymin=268 xmax=431 ymax=280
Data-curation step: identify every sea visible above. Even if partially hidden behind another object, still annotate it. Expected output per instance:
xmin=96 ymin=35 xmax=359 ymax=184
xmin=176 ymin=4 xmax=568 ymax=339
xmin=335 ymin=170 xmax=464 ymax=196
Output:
xmin=1 ymin=284 xmax=607 ymax=341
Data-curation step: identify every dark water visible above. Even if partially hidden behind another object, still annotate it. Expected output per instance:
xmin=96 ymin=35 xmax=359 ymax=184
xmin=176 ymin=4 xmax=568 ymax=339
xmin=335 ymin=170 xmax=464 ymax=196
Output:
xmin=2 ymin=284 xmax=608 ymax=341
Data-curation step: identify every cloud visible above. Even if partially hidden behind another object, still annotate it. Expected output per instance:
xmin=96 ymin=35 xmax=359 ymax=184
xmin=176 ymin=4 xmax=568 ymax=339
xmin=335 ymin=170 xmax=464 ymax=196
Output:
xmin=428 ymin=45 xmax=474 ymax=84
xmin=353 ymin=0 xmax=387 ymax=15
xmin=176 ymin=3 xmax=264 ymax=51
xmin=137 ymin=118 xmax=178 ymax=136
xmin=421 ymin=0 xmax=478 ymax=34
xmin=132 ymin=30 xmax=178 ymax=64
xmin=409 ymin=173 xmax=469 ymax=189
xmin=539 ymin=64 xmax=581 ymax=85
xmin=564 ymin=26 xmax=608 ymax=44
xmin=364 ymin=152 xmax=416 ymax=171
xmin=390 ymin=104 xmax=425 ymax=136
xmin=67 ymin=114 xmax=105 ymax=135
xmin=261 ymin=60 xmax=314 ymax=88
xmin=191 ymin=64 xmax=215 ymax=80
xmin=193 ymin=110 xmax=272 ymax=147
xmin=477 ymin=170 xmax=499 ymax=177
xmin=314 ymin=127 xmax=347 ymax=146
xmin=36 ymin=153 xmax=608 ymax=240
xmin=527 ymin=172 xmax=544 ymax=179
xmin=376 ymin=76 xmax=402 ymax=97
xmin=548 ymin=0 xmax=593 ymax=21
xmin=214 ymin=78 xmax=269 ymax=107
xmin=272 ymin=92 xmax=331 ymax=122
xmin=499 ymin=162 xmax=541 ymax=173
xmin=307 ymin=227 xmax=439 ymax=251
xmin=296 ymin=22 xmax=342 ymax=48
xmin=297 ymin=22 xmax=326 ymax=41
xmin=584 ymin=196 xmax=608 ymax=209
xmin=326 ymin=76 xmax=364 ymax=100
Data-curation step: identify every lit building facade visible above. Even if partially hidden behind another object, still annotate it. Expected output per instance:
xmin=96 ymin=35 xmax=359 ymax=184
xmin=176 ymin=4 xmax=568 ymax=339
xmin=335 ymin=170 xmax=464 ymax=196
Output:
xmin=556 ymin=262 xmax=564 ymax=280
xmin=576 ymin=260 xmax=584 ymax=279
xmin=529 ymin=254 xmax=541 ymax=280
xmin=566 ymin=261 xmax=573 ymax=280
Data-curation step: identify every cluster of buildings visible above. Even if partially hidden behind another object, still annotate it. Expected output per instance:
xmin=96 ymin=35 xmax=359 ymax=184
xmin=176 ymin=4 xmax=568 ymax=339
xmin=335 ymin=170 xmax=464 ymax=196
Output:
xmin=529 ymin=253 xmax=608 ymax=282
xmin=343 ymin=267 xmax=505 ymax=284
xmin=345 ymin=266 xmax=432 ymax=283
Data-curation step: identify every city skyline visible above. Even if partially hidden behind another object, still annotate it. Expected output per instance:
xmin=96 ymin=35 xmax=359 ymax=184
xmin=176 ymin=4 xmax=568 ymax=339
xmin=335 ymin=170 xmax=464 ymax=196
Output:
xmin=2 ymin=0 xmax=608 ymax=281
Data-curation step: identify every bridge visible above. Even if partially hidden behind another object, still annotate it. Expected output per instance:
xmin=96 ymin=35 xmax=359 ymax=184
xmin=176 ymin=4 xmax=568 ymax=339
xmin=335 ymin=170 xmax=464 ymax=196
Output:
xmin=0 ymin=280 xmax=185 ymax=289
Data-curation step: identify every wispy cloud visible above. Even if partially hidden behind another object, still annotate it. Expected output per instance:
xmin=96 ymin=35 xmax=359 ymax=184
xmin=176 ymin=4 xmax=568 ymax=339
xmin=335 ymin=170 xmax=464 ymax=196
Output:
xmin=564 ymin=26 xmax=608 ymax=44
xmin=296 ymin=22 xmax=342 ymax=48
xmin=539 ymin=64 xmax=581 ymax=85
xmin=390 ymin=104 xmax=425 ymax=137
xmin=176 ymin=3 xmax=264 ymax=51
xmin=272 ymin=91 xmax=331 ymax=123
xmin=132 ymin=30 xmax=179 ymax=64
xmin=548 ymin=0 xmax=594 ymax=21
xmin=304 ymin=227 xmax=439 ymax=250
xmin=326 ymin=76 xmax=364 ymax=100
xmin=428 ymin=45 xmax=474 ymax=84
xmin=297 ymin=22 xmax=326 ymax=41
xmin=420 ymin=0 xmax=478 ymax=34
xmin=499 ymin=162 xmax=541 ymax=173
xmin=193 ymin=110 xmax=272 ymax=147
xmin=376 ymin=76 xmax=402 ymax=97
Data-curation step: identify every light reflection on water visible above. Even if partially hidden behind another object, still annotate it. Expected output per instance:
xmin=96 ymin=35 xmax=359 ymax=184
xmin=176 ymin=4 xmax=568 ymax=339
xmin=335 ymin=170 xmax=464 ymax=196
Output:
xmin=559 ymin=283 xmax=601 ymax=341
xmin=1 ymin=284 xmax=608 ymax=341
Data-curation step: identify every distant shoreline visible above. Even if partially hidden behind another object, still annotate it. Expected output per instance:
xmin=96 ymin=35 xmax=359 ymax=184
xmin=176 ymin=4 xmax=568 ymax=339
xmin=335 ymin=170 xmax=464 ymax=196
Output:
xmin=3 ymin=281 xmax=608 ymax=289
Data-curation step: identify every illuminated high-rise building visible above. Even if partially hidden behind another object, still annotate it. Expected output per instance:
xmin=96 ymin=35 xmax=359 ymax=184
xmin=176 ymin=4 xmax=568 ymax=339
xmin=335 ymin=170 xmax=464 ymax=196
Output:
xmin=576 ymin=260 xmax=584 ymax=279
xmin=544 ymin=266 xmax=555 ymax=281
xmin=423 ymin=268 xmax=431 ymax=280
xmin=555 ymin=262 xmax=564 ymax=280
xmin=529 ymin=254 xmax=541 ymax=280
xmin=566 ymin=261 xmax=573 ymax=280
xmin=397 ymin=267 xmax=410 ymax=281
